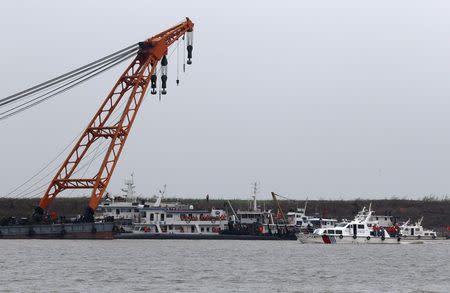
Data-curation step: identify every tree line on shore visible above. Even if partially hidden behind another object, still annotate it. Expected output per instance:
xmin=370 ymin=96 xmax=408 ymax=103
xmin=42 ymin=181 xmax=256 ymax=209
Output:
xmin=0 ymin=197 xmax=449 ymax=234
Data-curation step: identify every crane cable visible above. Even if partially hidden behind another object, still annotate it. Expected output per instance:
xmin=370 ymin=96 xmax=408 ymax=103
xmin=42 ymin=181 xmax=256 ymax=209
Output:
xmin=0 ymin=50 xmax=138 ymax=121
xmin=3 ymin=100 xmax=129 ymax=199
xmin=0 ymin=44 xmax=138 ymax=108
xmin=2 ymin=41 xmax=186 ymax=199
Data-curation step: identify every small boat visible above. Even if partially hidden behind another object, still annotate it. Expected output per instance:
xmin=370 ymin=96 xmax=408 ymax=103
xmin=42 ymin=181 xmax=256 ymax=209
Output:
xmin=298 ymin=206 xmax=401 ymax=244
xmin=399 ymin=217 xmax=438 ymax=241
xmin=286 ymin=201 xmax=338 ymax=233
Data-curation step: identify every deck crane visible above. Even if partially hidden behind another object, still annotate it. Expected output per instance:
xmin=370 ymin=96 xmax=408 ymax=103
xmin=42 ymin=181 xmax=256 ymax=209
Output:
xmin=32 ymin=18 xmax=194 ymax=222
xmin=271 ymin=192 xmax=288 ymax=224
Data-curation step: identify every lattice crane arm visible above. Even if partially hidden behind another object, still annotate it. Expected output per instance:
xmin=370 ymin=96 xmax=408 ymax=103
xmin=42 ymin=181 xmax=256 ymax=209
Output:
xmin=33 ymin=18 xmax=194 ymax=222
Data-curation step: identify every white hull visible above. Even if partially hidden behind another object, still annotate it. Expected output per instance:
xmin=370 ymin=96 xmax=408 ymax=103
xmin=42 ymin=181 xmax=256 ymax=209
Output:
xmin=298 ymin=234 xmax=401 ymax=244
xmin=401 ymin=236 xmax=440 ymax=241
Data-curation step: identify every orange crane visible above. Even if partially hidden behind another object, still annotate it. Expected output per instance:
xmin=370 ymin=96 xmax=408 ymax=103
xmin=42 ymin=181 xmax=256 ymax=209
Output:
xmin=271 ymin=192 xmax=288 ymax=224
xmin=32 ymin=18 xmax=194 ymax=222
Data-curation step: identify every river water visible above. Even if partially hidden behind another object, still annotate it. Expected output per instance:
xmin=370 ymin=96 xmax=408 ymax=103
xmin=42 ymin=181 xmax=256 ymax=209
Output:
xmin=0 ymin=240 xmax=448 ymax=292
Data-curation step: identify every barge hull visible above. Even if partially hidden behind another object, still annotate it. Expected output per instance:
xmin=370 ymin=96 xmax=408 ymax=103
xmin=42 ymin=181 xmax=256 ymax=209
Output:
xmin=115 ymin=233 xmax=297 ymax=240
xmin=0 ymin=222 xmax=114 ymax=240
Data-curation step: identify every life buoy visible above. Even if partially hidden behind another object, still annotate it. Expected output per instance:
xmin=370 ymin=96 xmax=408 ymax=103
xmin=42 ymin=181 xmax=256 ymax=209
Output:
xmin=339 ymin=235 xmax=343 ymax=239
xmin=366 ymin=236 xmax=370 ymax=241
xmin=381 ymin=236 xmax=385 ymax=241
xmin=352 ymin=235 xmax=357 ymax=239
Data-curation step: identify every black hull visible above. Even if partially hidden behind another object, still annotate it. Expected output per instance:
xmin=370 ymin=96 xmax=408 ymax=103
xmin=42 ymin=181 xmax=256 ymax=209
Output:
xmin=115 ymin=233 xmax=297 ymax=240
xmin=0 ymin=222 xmax=114 ymax=239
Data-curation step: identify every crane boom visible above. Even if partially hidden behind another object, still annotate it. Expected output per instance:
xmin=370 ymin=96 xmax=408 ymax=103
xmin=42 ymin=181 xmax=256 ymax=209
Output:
xmin=33 ymin=18 xmax=194 ymax=222
xmin=271 ymin=192 xmax=287 ymax=223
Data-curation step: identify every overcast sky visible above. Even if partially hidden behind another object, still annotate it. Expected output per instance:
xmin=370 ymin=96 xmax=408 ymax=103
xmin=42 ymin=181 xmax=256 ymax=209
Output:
xmin=1 ymin=1 xmax=450 ymax=200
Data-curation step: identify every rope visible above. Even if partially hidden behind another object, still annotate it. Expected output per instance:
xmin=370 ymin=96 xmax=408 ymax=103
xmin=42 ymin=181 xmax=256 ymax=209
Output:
xmin=1 ymin=39 xmax=184 ymax=199
xmin=0 ymin=50 xmax=137 ymax=121
xmin=3 ymin=96 xmax=129 ymax=199
xmin=0 ymin=44 xmax=138 ymax=107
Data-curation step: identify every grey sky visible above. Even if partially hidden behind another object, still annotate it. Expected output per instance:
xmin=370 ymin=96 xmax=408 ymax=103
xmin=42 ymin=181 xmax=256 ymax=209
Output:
xmin=1 ymin=1 xmax=450 ymax=200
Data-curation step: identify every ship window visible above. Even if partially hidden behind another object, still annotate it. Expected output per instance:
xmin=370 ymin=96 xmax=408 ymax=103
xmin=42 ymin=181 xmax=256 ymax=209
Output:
xmin=415 ymin=228 xmax=420 ymax=231
xmin=296 ymin=221 xmax=302 ymax=226
xmin=134 ymin=209 xmax=139 ymax=213
xmin=116 ymin=209 xmax=120 ymax=215
xmin=347 ymin=225 xmax=352 ymax=228
xmin=166 ymin=214 xmax=173 ymax=218
xmin=150 ymin=214 xmax=154 ymax=221
xmin=327 ymin=230 xmax=335 ymax=234
xmin=161 ymin=214 xmax=165 ymax=221
xmin=385 ymin=217 xmax=387 ymax=221
xmin=335 ymin=230 xmax=342 ymax=235
xmin=376 ymin=217 xmax=379 ymax=220
xmin=169 ymin=225 xmax=173 ymax=230
xmin=140 ymin=212 xmax=146 ymax=217
xmin=206 ymin=227 xmax=210 ymax=232
xmin=191 ymin=226 xmax=195 ymax=233
xmin=201 ymin=227 xmax=204 ymax=232
xmin=358 ymin=225 xmax=364 ymax=229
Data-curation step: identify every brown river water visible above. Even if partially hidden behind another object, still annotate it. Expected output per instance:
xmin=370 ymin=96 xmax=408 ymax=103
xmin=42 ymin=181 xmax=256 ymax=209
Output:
xmin=0 ymin=240 xmax=449 ymax=292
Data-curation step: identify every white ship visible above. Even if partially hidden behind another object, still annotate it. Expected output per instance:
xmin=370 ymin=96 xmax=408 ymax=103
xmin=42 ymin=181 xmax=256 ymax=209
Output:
xmin=298 ymin=205 xmax=401 ymax=244
xmin=400 ymin=217 xmax=437 ymax=240
xmin=286 ymin=201 xmax=337 ymax=232
xmin=96 ymin=175 xmax=228 ymax=236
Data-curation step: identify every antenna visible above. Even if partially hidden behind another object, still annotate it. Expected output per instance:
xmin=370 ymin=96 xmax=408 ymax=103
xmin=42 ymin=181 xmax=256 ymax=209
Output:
xmin=251 ymin=182 xmax=258 ymax=211
xmin=154 ymin=184 xmax=166 ymax=207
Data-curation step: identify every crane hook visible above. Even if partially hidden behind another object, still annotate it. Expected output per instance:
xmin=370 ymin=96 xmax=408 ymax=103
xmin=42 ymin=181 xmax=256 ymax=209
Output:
xmin=161 ymin=55 xmax=168 ymax=95
xmin=186 ymin=29 xmax=193 ymax=65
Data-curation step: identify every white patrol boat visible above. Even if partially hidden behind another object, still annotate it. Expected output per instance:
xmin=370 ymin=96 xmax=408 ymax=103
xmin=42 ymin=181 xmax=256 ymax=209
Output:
xmin=400 ymin=217 xmax=437 ymax=240
xmin=298 ymin=206 xmax=401 ymax=244
xmin=286 ymin=201 xmax=337 ymax=232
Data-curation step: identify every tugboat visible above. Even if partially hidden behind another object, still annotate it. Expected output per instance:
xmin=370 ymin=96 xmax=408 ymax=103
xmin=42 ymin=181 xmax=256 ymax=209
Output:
xmin=298 ymin=205 xmax=401 ymax=244
xmin=219 ymin=186 xmax=297 ymax=240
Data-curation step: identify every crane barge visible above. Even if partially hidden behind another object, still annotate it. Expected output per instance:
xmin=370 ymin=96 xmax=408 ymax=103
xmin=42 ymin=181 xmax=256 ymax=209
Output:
xmin=0 ymin=18 xmax=195 ymax=239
